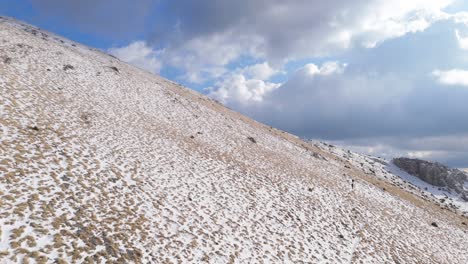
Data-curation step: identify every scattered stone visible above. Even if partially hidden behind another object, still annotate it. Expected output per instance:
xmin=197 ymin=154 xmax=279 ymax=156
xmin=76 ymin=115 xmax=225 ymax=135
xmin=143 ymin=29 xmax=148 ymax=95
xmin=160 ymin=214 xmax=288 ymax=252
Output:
xmin=28 ymin=126 xmax=39 ymax=131
xmin=109 ymin=178 xmax=118 ymax=183
xmin=247 ymin=137 xmax=256 ymax=143
xmin=312 ymin=152 xmax=327 ymax=161
xmin=61 ymin=175 xmax=70 ymax=181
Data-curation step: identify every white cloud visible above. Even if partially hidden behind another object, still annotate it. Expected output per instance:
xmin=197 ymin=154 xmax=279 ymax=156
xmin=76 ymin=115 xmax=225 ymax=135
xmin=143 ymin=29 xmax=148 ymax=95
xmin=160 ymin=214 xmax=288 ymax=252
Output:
xmin=207 ymin=61 xmax=347 ymax=105
xmin=241 ymin=62 xmax=280 ymax=80
xmin=206 ymin=74 xmax=280 ymax=105
xmin=433 ymin=69 xmax=468 ymax=86
xmin=162 ymin=0 xmax=453 ymax=62
xmin=162 ymin=32 xmax=264 ymax=83
xmin=108 ymin=41 xmax=162 ymax=74
xmin=300 ymin=62 xmax=347 ymax=76
xmin=455 ymin=29 xmax=468 ymax=49
xmin=452 ymin=11 xmax=468 ymax=25
xmin=407 ymin=151 xmax=437 ymax=159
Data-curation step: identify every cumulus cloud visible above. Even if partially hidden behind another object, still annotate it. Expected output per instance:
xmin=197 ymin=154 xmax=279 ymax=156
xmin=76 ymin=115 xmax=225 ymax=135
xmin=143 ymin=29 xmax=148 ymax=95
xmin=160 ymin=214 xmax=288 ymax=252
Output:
xmin=241 ymin=62 xmax=280 ymax=80
xmin=452 ymin=11 xmax=468 ymax=25
xmin=455 ymin=29 xmax=468 ymax=49
xmin=206 ymin=74 xmax=280 ymax=104
xmin=108 ymin=41 xmax=162 ymax=74
xmin=156 ymin=0 xmax=452 ymax=71
xmin=299 ymin=62 xmax=347 ymax=76
xmin=433 ymin=69 xmax=468 ymax=86
xmin=207 ymin=61 xmax=346 ymax=106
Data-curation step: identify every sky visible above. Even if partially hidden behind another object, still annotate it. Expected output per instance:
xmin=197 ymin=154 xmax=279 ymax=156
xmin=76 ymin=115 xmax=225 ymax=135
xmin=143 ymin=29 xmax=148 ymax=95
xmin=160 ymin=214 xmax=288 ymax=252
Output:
xmin=2 ymin=0 xmax=468 ymax=167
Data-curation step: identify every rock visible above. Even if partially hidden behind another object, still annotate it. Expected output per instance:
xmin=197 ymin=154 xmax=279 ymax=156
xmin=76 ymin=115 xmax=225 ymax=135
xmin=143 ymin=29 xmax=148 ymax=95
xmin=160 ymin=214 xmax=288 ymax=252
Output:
xmin=393 ymin=157 xmax=468 ymax=197
xmin=431 ymin=222 xmax=438 ymax=227
xmin=61 ymin=175 xmax=70 ymax=181
xmin=247 ymin=137 xmax=256 ymax=143
xmin=108 ymin=66 xmax=119 ymax=73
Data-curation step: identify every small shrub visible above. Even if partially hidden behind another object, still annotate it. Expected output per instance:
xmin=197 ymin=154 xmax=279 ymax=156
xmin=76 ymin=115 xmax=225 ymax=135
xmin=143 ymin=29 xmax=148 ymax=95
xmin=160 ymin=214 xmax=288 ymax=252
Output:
xmin=2 ymin=56 xmax=11 ymax=64
xmin=10 ymin=241 xmax=20 ymax=249
xmin=108 ymin=66 xmax=119 ymax=73
xmin=63 ymin=64 xmax=74 ymax=71
xmin=56 ymin=258 xmax=67 ymax=264
xmin=10 ymin=226 xmax=25 ymax=239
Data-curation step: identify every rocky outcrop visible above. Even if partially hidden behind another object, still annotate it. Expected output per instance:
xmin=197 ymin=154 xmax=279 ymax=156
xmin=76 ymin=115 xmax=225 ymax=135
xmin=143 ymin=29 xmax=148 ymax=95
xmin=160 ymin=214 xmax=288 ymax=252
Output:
xmin=393 ymin=157 xmax=468 ymax=200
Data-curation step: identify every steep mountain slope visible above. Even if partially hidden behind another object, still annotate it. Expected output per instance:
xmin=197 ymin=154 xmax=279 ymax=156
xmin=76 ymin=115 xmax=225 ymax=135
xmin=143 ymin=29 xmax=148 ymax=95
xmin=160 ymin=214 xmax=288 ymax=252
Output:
xmin=0 ymin=17 xmax=467 ymax=263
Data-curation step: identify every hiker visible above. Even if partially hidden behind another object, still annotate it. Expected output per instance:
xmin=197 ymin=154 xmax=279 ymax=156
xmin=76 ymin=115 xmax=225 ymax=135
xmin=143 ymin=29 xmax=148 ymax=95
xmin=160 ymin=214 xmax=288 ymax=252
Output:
xmin=351 ymin=179 xmax=355 ymax=190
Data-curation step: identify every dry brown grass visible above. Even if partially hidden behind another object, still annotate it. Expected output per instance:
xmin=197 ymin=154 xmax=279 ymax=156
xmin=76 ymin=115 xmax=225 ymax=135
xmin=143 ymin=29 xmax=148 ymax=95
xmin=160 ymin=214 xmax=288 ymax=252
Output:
xmin=53 ymin=234 xmax=65 ymax=248
xmin=10 ymin=226 xmax=25 ymax=240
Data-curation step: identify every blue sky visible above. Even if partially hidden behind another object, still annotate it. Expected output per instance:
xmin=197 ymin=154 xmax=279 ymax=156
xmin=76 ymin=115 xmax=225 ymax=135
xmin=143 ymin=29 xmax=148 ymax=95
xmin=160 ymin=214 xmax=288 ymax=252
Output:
xmin=2 ymin=0 xmax=468 ymax=167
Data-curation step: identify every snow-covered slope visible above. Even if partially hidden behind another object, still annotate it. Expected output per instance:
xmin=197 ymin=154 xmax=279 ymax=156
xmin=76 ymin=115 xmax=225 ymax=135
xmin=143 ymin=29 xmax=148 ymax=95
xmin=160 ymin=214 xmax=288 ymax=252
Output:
xmin=0 ymin=17 xmax=467 ymax=263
